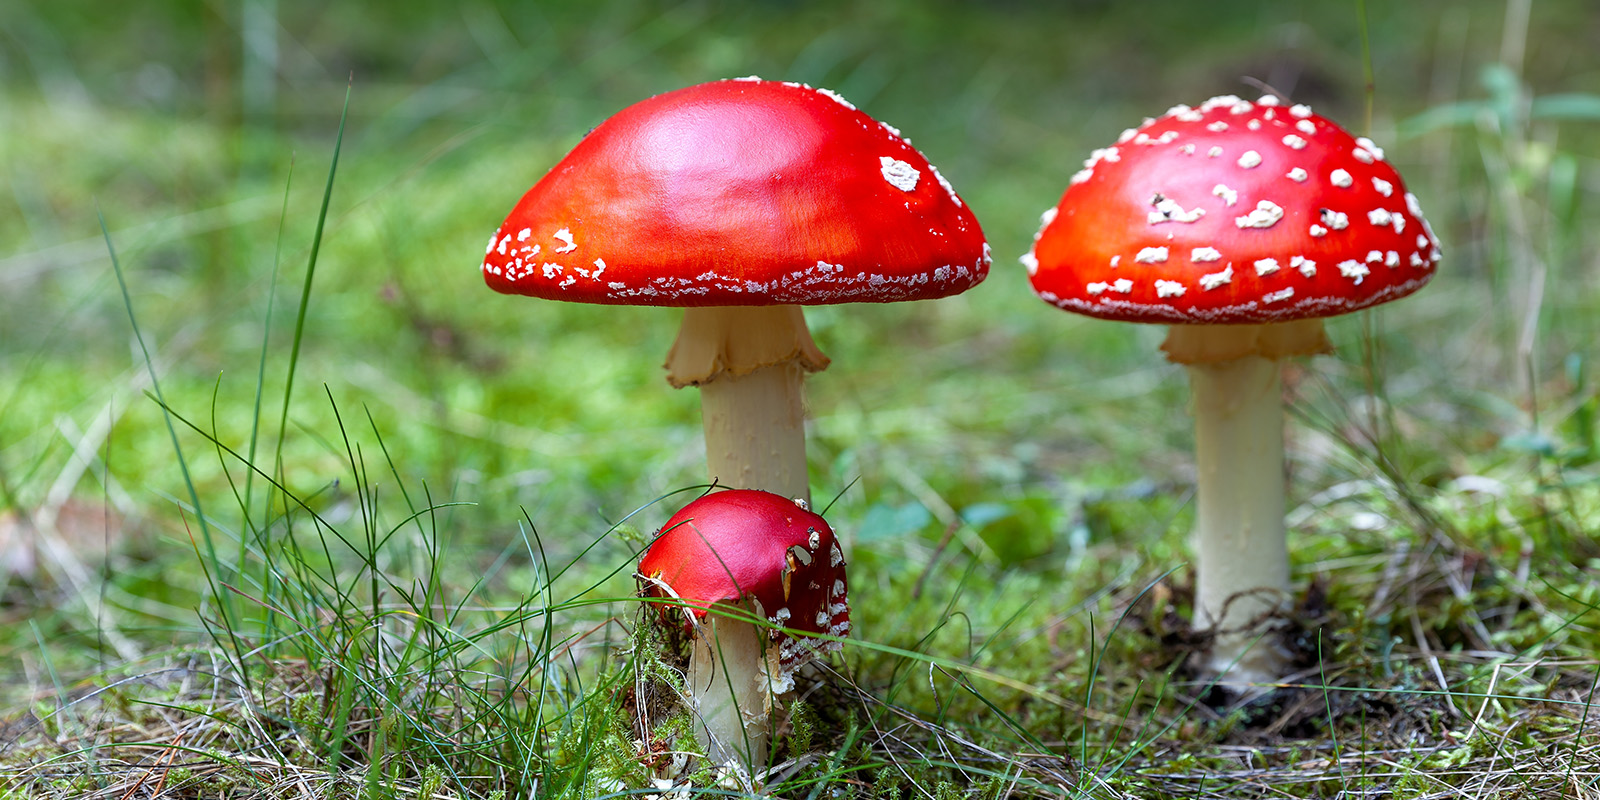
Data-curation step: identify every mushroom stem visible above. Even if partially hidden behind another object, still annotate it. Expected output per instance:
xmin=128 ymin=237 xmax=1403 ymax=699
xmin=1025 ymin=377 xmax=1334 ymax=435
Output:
xmin=699 ymin=362 xmax=811 ymax=502
xmin=1186 ymin=354 xmax=1292 ymax=686
xmin=688 ymin=612 xmax=773 ymax=769
xmin=665 ymin=306 xmax=831 ymax=503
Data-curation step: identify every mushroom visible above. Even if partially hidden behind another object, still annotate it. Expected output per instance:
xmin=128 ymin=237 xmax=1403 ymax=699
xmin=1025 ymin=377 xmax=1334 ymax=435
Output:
xmin=481 ymin=78 xmax=989 ymax=502
xmin=1023 ymin=95 xmax=1439 ymax=687
xmin=637 ymin=489 xmax=849 ymax=771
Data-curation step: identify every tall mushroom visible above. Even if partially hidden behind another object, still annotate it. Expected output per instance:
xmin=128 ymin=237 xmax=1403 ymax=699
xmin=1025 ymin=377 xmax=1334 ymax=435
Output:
xmin=638 ymin=489 xmax=849 ymax=772
xmin=1024 ymin=95 xmax=1440 ymax=687
xmin=480 ymin=78 xmax=989 ymax=502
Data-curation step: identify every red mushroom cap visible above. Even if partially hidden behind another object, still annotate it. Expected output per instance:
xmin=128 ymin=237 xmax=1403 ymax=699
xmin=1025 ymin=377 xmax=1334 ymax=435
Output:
xmin=638 ymin=489 xmax=849 ymax=672
xmin=482 ymin=78 xmax=989 ymax=306
xmin=1025 ymin=95 xmax=1440 ymax=324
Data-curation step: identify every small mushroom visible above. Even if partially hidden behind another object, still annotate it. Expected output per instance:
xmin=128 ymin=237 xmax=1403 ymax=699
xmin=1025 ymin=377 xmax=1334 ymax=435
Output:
xmin=1024 ymin=95 xmax=1439 ymax=688
xmin=481 ymin=78 xmax=989 ymax=502
xmin=638 ymin=489 xmax=849 ymax=771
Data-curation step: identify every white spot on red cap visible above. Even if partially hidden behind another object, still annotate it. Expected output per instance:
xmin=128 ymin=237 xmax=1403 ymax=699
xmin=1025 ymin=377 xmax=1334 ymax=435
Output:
xmin=879 ymin=157 xmax=920 ymax=192
xmin=1088 ymin=147 xmax=1120 ymax=165
xmin=1192 ymin=246 xmax=1222 ymax=262
xmin=1366 ymin=250 xmax=1384 ymax=263
xmin=1392 ymin=214 xmax=1406 ymax=234
xmin=1110 ymin=255 xmax=1121 ymax=267
xmin=1235 ymin=200 xmax=1284 ymax=229
xmin=1287 ymin=167 xmax=1309 ymax=182
xmin=1331 ymin=169 xmax=1353 ymax=188
xmin=1339 ymin=260 xmax=1370 ymax=283
xmin=1086 ymin=281 xmax=1110 ymax=295
xmin=813 ymin=86 xmax=856 ymax=110
xmin=1148 ymin=194 xmax=1206 ymax=224
xmin=1237 ymin=150 xmax=1263 ymax=168
xmin=553 ymin=228 xmax=576 ymax=253
xmin=1155 ymin=279 xmax=1186 ymax=298
xmin=1283 ymin=134 xmax=1307 ymax=150
xmin=1405 ymin=192 xmax=1425 ymax=217
xmin=1198 ymin=264 xmax=1233 ymax=290
xmin=1290 ymin=104 xmax=1313 ymax=118
xmin=1368 ymin=208 xmax=1394 ymax=227
xmin=1135 ymin=246 xmax=1170 ymax=264
xmin=1206 ymin=121 xmax=1229 ymax=133
xmin=1207 ymin=146 xmax=1223 ymax=158
xmin=1111 ymin=278 xmax=1132 ymax=293
xmin=1372 ymin=177 xmax=1394 ymax=197
xmin=1254 ymin=258 xmax=1280 ymax=276
xmin=1385 ymin=250 xmax=1400 ymax=267
xmin=1263 ymin=287 xmax=1294 ymax=303
xmin=1212 ymin=183 xmax=1238 ymax=206
xmin=1296 ymin=119 xmax=1317 ymax=135
xmin=1321 ymin=209 xmax=1350 ymax=230
xmin=1356 ymin=137 xmax=1385 ymax=160
xmin=517 ymin=228 xmax=532 ymax=242
xmin=1291 ymin=256 xmax=1316 ymax=276
xmin=1310 ymin=225 xmax=1328 ymax=237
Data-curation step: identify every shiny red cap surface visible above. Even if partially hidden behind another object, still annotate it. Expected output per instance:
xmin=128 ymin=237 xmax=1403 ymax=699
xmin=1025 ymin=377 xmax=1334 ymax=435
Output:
xmin=482 ymin=78 xmax=989 ymax=306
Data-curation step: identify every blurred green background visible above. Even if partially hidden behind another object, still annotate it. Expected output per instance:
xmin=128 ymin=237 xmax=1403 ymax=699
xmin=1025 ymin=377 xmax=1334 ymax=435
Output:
xmin=6 ymin=2 xmax=1600 ymax=796
xmin=3 ymin=0 xmax=1599 ymax=682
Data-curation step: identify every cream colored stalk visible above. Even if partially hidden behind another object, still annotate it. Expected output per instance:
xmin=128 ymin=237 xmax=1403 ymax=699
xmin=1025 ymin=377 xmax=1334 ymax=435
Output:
xmin=665 ymin=306 xmax=829 ymax=504
xmin=1162 ymin=319 xmax=1329 ymax=688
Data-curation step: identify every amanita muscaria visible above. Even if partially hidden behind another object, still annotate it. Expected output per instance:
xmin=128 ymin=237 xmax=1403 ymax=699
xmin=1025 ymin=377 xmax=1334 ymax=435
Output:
xmin=638 ymin=489 xmax=849 ymax=771
xmin=1024 ymin=94 xmax=1440 ymax=687
xmin=481 ymin=78 xmax=989 ymax=503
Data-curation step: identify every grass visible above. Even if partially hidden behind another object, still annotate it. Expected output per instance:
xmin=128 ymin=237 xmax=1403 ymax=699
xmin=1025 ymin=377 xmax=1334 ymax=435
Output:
xmin=3 ymin=0 xmax=1600 ymax=797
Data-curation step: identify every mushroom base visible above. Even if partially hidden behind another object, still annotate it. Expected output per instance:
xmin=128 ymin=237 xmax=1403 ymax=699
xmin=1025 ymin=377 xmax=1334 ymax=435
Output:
xmin=1188 ymin=355 xmax=1293 ymax=689
xmin=1161 ymin=319 xmax=1331 ymax=365
xmin=688 ymin=611 xmax=783 ymax=772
